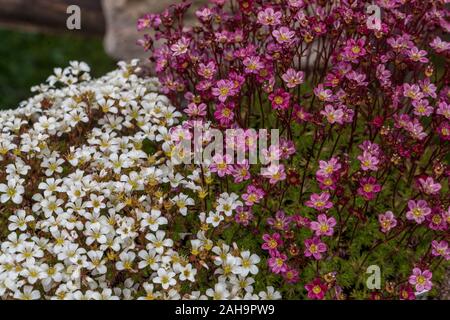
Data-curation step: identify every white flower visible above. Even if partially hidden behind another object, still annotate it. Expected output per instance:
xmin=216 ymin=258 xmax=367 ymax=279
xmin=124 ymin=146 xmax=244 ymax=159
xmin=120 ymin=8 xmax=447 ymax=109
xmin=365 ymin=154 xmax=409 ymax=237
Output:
xmin=145 ymin=231 xmax=173 ymax=255
xmin=138 ymin=283 xmax=160 ymax=300
xmin=171 ymin=193 xmax=194 ymax=216
xmin=16 ymin=242 xmax=44 ymax=264
xmin=20 ymin=264 xmax=45 ymax=284
xmin=40 ymin=196 xmax=64 ymax=217
xmin=216 ymin=193 xmax=243 ymax=216
xmin=178 ymin=264 xmax=197 ymax=282
xmin=206 ymin=211 xmax=224 ymax=227
xmin=38 ymin=178 xmax=63 ymax=197
xmin=8 ymin=210 xmax=34 ymax=231
xmin=258 ymin=286 xmax=282 ymax=300
xmin=41 ymin=263 xmax=64 ymax=287
xmin=6 ymin=159 xmax=31 ymax=176
xmin=0 ymin=179 xmax=24 ymax=204
xmin=230 ymin=275 xmax=255 ymax=295
xmin=108 ymin=153 xmax=132 ymax=174
xmin=215 ymin=254 xmax=240 ymax=280
xmin=153 ymin=268 xmax=176 ymax=289
xmin=85 ymin=194 xmax=106 ymax=213
xmin=206 ymin=283 xmax=230 ymax=300
xmin=138 ymin=249 xmax=161 ymax=270
xmin=41 ymin=157 xmax=65 ymax=176
xmin=116 ymin=251 xmax=136 ymax=271
xmin=84 ymin=223 xmax=109 ymax=246
xmin=139 ymin=209 xmax=168 ymax=232
xmin=0 ymin=61 xmax=267 ymax=300
xmin=13 ymin=286 xmax=41 ymax=300
xmin=87 ymin=250 xmax=107 ymax=274
xmin=235 ymin=251 xmax=260 ymax=277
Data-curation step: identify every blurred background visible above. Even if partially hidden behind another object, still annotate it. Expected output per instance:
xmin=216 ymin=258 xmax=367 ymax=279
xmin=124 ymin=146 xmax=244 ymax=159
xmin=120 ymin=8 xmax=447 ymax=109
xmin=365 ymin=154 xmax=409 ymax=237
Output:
xmin=0 ymin=0 xmax=113 ymax=109
xmin=0 ymin=0 xmax=205 ymax=109
xmin=0 ymin=29 xmax=115 ymax=109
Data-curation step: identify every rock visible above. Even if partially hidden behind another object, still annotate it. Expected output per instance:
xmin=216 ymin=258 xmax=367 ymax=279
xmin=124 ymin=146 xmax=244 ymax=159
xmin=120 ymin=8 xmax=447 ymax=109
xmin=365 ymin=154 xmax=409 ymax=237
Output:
xmin=101 ymin=0 xmax=205 ymax=62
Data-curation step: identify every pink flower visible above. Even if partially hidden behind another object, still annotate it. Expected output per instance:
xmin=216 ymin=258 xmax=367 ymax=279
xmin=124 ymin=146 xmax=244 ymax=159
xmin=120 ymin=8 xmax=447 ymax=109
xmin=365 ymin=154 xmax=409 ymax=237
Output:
xmin=407 ymin=47 xmax=429 ymax=63
xmin=310 ymin=214 xmax=336 ymax=237
xmin=170 ymin=37 xmax=190 ymax=56
xmin=243 ymin=56 xmax=264 ymax=74
xmin=304 ymin=237 xmax=327 ymax=260
xmin=214 ymin=103 xmax=235 ymax=126
xmin=357 ymin=177 xmax=382 ymax=201
xmin=409 ymin=268 xmax=433 ymax=293
xmin=293 ymin=105 xmax=311 ymax=123
xmin=184 ymin=103 xmax=207 ymax=117
xmin=215 ymin=30 xmax=231 ymax=44
xmin=430 ymin=36 xmax=450 ymax=53
xmin=405 ymin=118 xmax=427 ymax=140
xmin=234 ymin=206 xmax=254 ymax=227
xmin=427 ymin=211 xmax=447 ymax=231
xmin=283 ymin=268 xmax=300 ymax=284
xmin=376 ymin=64 xmax=392 ymax=87
xmin=437 ymin=123 xmax=450 ymax=141
xmin=317 ymin=175 xmax=337 ymax=191
xmin=267 ymin=210 xmax=292 ymax=231
xmin=242 ymin=185 xmax=265 ymax=206
xmin=316 ymin=157 xmax=341 ymax=178
xmin=137 ymin=14 xmax=152 ymax=31
xmin=268 ymin=252 xmax=288 ymax=274
xmin=403 ymin=83 xmax=424 ymax=101
xmin=320 ymin=104 xmax=344 ymax=124
xmin=358 ymin=141 xmax=381 ymax=156
xmin=268 ymin=89 xmax=290 ymax=110
xmin=292 ymin=214 xmax=311 ymax=228
xmin=357 ymin=151 xmax=379 ymax=171
xmin=231 ymin=160 xmax=251 ymax=183
xmin=346 ymin=70 xmax=368 ymax=86
xmin=343 ymin=38 xmax=366 ymax=61
xmin=279 ymin=139 xmax=296 ymax=159
xmin=378 ymin=211 xmax=397 ymax=233
xmin=417 ymin=177 xmax=441 ymax=195
xmin=282 ymin=69 xmax=305 ymax=88
xmin=288 ymin=0 xmax=304 ymax=8
xmin=418 ymin=80 xmax=437 ymax=100
xmin=406 ymin=200 xmax=431 ymax=224
xmin=236 ymin=129 xmax=259 ymax=153
xmin=412 ymin=99 xmax=433 ymax=117
xmin=437 ymin=101 xmax=450 ymax=120
xmin=261 ymin=164 xmax=286 ymax=184
xmin=305 ymin=192 xmax=333 ymax=211
xmin=431 ymin=240 xmax=449 ymax=260
xmin=262 ymin=145 xmax=282 ymax=163
xmin=197 ymin=61 xmax=217 ymax=79
xmin=399 ymin=285 xmax=416 ymax=300
xmin=212 ymin=79 xmax=236 ymax=103
xmin=210 ymin=154 xmax=233 ymax=177
xmin=272 ymin=27 xmax=295 ymax=44
xmin=262 ymin=233 xmax=283 ymax=254
xmin=257 ymin=7 xmax=282 ymax=26
xmin=314 ymin=84 xmax=334 ymax=102
xmin=305 ymin=278 xmax=328 ymax=300
xmin=195 ymin=7 xmax=212 ymax=22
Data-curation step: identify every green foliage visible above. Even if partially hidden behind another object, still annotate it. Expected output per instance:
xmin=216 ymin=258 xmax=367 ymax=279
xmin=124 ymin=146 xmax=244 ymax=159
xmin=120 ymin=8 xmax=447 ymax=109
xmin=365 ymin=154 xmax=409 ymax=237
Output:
xmin=0 ymin=29 xmax=116 ymax=109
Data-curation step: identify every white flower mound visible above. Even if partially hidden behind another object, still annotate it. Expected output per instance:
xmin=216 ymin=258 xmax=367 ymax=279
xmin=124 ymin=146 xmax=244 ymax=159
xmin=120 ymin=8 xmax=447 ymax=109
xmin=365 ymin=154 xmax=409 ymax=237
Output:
xmin=0 ymin=60 xmax=280 ymax=300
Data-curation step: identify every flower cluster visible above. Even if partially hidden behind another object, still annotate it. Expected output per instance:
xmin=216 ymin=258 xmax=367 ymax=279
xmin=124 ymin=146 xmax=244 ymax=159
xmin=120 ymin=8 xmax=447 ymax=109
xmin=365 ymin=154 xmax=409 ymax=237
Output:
xmin=0 ymin=61 xmax=279 ymax=300
xmin=138 ymin=0 xmax=449 ymax=299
